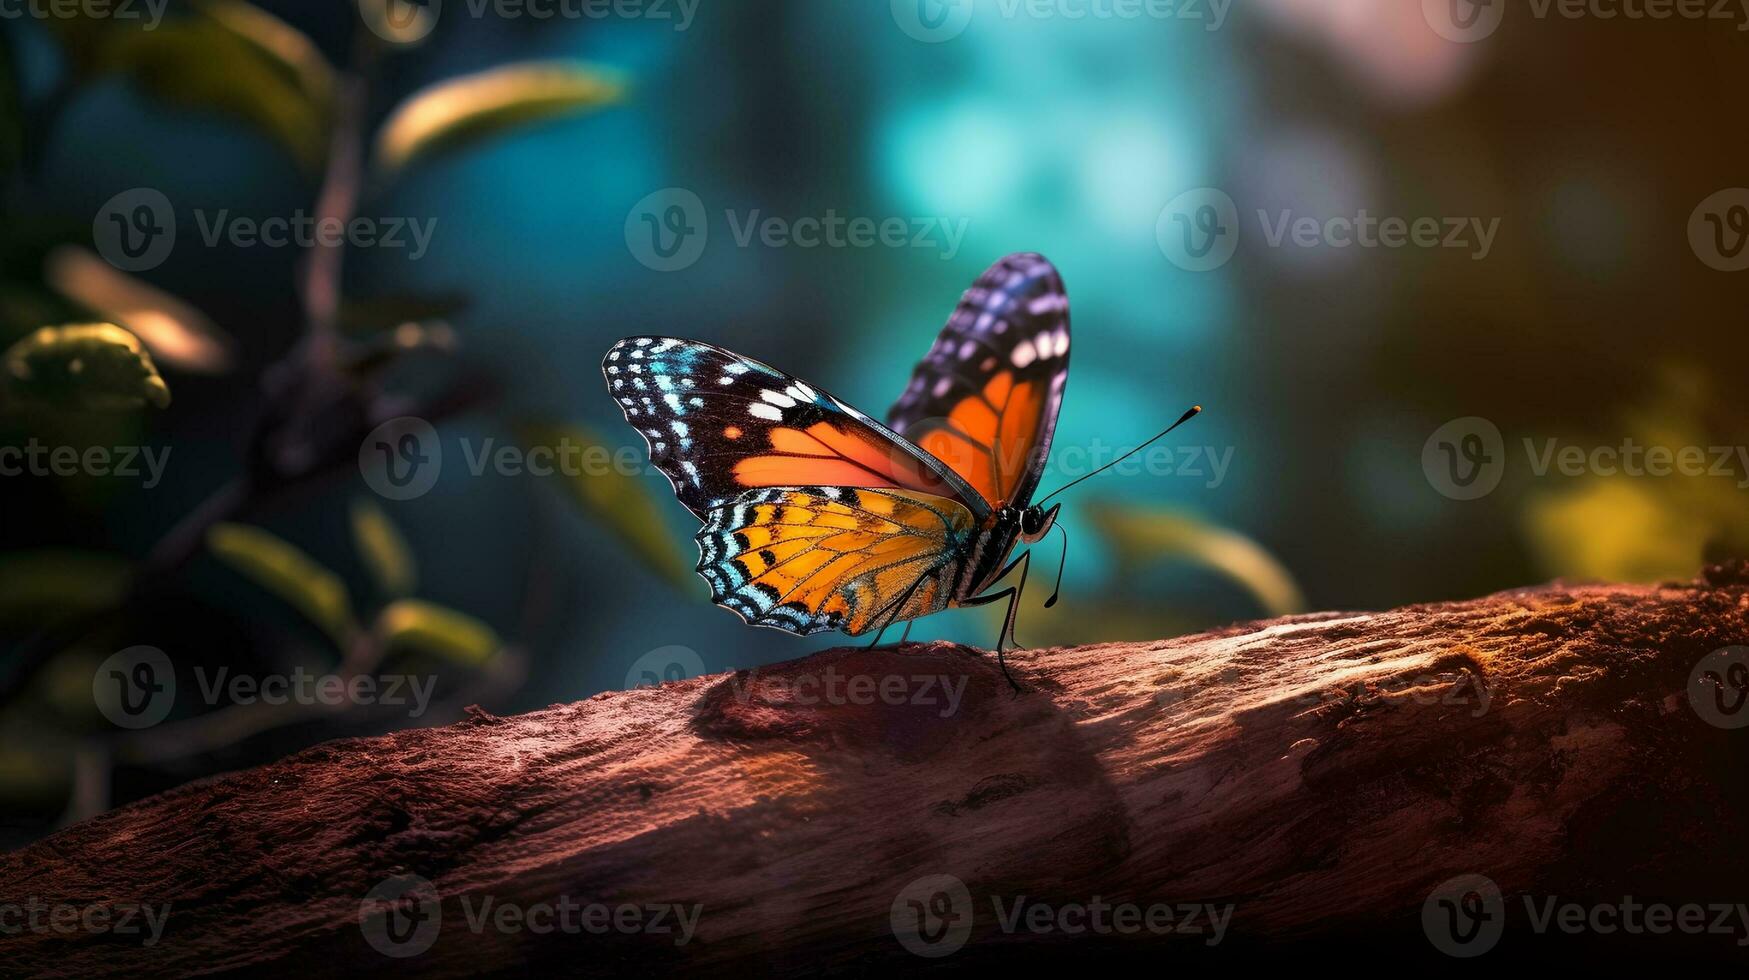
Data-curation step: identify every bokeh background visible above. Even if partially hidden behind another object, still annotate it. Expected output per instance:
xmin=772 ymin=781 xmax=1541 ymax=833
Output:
xmin=2 ymin=0 xmax=1745 ymax=846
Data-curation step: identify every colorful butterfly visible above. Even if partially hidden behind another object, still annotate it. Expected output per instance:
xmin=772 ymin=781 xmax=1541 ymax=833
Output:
xmin=603 ymin=253 xmax=1197 ymax=685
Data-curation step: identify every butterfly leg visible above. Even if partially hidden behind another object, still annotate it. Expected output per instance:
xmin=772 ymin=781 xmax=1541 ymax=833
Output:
xmin=960 ymin=550 xmax=1031 ymax=691
xmin=898 ymin=619 xmax=915 ymax=645
xmin=866 ymin=623 xmax=891 ymax=648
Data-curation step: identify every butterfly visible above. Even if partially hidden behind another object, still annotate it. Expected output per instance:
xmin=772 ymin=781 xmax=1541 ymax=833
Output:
xmin=603 ymin=253 xmax=1198 ymax=686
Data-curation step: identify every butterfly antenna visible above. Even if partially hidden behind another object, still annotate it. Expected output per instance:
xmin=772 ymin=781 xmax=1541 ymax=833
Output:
xmin=1037 ymin=405 xmax=1202 ymax=504
xmin=1044 ymin=522 xmax=1068 ymax=609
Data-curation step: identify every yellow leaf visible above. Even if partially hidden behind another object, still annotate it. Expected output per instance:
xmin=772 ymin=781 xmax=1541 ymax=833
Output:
xmin=0 ymin=551 xmax=133 ymax=624
xmin=3 ymin=323 xmax=170 ymax=410
xmin=207 ymin=523 xmax=356 ymax=644
xmin=349 ymin=498 xmax=418 ymax=597
xmin=44 ymin=246 xmax=234 ymax=374
xmin=516 ymin=420 xmax=693 ymax=590
xmin=374 ymin=61 xmax=623 ymax=176
xmin=1085 ymin=500 xmax=1307 ymax=617
xmin=1523 ymin=478 xmax=1716 ymax=583
xmin=376 ymin=599 xmax=500 ymax=666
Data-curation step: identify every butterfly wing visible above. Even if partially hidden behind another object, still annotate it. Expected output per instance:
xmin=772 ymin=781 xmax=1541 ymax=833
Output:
xmin=603 ymin=336 xmax=989 ymax=522
xmin=696 ymin=487 xmax=974 ymax=635
xmin=886 ymin=252 xmax=1070 ymax=510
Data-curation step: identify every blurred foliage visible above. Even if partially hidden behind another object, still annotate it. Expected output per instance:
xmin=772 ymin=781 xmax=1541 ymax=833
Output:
xmin=372 ymin=61 xmax=623 ymax=177
xmin=350 ymin=498 xmax=417 ymax=598
xmin=516 ymin=419 xmax=693 ymax=590
xmin=45 ymin=246 xmax=235 ymax=375
xmin=207 ymin=522 xmax=358 ymax=644
xmin=0 ymin=551 xmax=133 ymax=625
xmin=377 ymin=599 xmax=500 ymax=666
xmin=1523 ymin=364 xmax=1749 ymax=583
xmin=51 ymin=2 xmax=335 ymax=171
xmin=3 ymin=323 xmax=170 ymax=410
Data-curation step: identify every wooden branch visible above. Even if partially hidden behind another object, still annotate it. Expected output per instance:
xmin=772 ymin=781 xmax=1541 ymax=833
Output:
xmin=5 ymin=565 xmax=1749 ymax=974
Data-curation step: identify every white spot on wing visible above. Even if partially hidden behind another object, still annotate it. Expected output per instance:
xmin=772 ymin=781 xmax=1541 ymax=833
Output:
xmin=1011 ymin=339 xmax=1037 ymax=368
xmin=760 ymin=389 xmax=797 ymax=409
xmin=748 ymin=402 xmax=783 ymax=421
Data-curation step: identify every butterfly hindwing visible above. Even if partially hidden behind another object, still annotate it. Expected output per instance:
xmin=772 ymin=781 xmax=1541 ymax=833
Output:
xmin=886 ymin=252 xmax=1070 ymax=510
xmin=696 ymin=487 xmax=974 ymax=636
xmin=603 ymin=337 xmax=987 ymax=522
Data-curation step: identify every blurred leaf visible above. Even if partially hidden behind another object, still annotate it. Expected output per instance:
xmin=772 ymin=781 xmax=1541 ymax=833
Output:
xmin=207 ymin=523 xmax=357 ymax=644
xmin=0 ymin=738 xmax=72 ymax=808
xmin=44 ymin=246 xmax=235 ymax=374
xmin=3 ymin=323 xmax=170 ymax=410
xmin=374 ymin=61 xmax=623 ymax=177
xmin=83 ymin=3 xmax=334 ymax=171
xmin=1523 ymin=478 xmax=1715 ymax=584
xmin=339 ymin=292 xmax=470 ymax=334
xmin=1085 ymin=500 xmax=1307 ymax=617
xmin=350 ymin=497 xmax=417 ymax=598
xmin=0 ymin=551 xmax=133 ymax=624
xmin=375 ymin=599 xmax=499 ymax=666
xmin=517 ymin=420 xmax=692 ymax=590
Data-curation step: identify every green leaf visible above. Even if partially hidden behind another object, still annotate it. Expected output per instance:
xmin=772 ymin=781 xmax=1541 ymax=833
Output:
xmin=45 ymin=246 xmax=235 ymax=375
xmin=375 ymin=599 xmax=500 ymax=666
xmin=84 ymin=3 xmax=335 ymax=172
xmin=374 ymin=61 xmax=623 ymax=177
xmin=0 ymin=551 xmax=133 ymax=624
xmin=350 ymin=498 xmax=417 ymax=598
xmin=207 ymin=523 xmax=357 ymax=644
xmin=1085 ymin=501 xmax=1307 ymax=618
xmin=3 ymin=323 xmax=171 ymax=410
xmin=517 ymin=420 xmax=692 ymax=590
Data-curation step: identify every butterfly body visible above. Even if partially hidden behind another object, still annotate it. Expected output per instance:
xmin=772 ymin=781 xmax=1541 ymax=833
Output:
xmin=604 ymin=253 xmax=1071 ymax=652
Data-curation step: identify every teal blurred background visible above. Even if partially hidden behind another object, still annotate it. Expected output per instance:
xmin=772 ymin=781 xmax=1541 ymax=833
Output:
xmin=2 ymin=1 xmax=1746 ymax=842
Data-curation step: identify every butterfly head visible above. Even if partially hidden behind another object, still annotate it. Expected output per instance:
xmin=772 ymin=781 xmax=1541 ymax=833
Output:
xmin=1017 ymin=502 xmax=1061 ymax=544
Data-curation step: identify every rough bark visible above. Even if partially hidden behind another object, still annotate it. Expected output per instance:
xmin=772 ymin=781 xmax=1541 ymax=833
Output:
xmin=4 ymin=565 xmax=1749 ymax=975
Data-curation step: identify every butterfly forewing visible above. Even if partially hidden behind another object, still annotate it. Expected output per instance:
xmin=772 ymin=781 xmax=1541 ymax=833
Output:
xmin=603 ymin=337 xmax=987 ymax=521
xmin=886 ymin=252 xmax=1070 ymax=510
